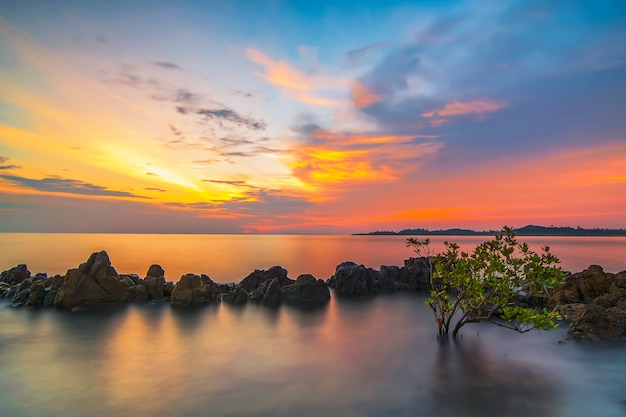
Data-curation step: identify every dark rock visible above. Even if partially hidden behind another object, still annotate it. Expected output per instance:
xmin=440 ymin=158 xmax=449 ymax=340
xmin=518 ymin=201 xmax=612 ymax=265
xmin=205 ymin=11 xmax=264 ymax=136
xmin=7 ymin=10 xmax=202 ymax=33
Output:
xmin=283 ymin=274 xmax=330 ymax=307
xmin=128 ymin=285 xmax=149 ymax=303
xmin=401 ymin=257 xmax=432 ymax=290
xmin=551 ymin=265 xmax=612 ymax=305
xmin=327 ymin=261 xmax=384 ymax=295
xmin=0 ymin=282 xmax=10 ymax=297
xmin=240 ymin=266 xmax=294 ymax=293
xmin=222 ymin=285 xmax=248 ymax=304
xmin=143 ymin=275 xmax=165 ymax=301
xmin=28 ymin=282 xmax=46 ymax=306
xmin=261 ymin=277 xmax=283 ymax=307
xmin=11 ymin=289 xmax=30 ymax=307
xmin=1 ymin=264 xmax=30 ymax=285
xmin=16 ymin=279 xmax=32 ymax=292
xmin=170 ymin=274 xmax=209 ymax=307
xmin=32 ymin=272 xmax=47 ymax=281
xmin=146 ymin=264 xmax=165 ymax=278
xmin=163 ymin=281 xmax=175 ymax=298
xmin=569 ymin=304 xmax=626 ymax=341
xmin=42 ymin=290 xmax=57 ymax=307
xmin=54 ymin=251 xmax=129 ymax=308
xmin=121 ymin=274 xmax=142 ymax=286
xmin=45 ymin=275 xmax=65 ymax=291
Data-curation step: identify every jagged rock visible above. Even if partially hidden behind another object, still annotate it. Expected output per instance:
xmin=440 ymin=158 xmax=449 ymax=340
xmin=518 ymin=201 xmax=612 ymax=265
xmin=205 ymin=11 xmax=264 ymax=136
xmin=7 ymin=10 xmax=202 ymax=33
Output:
xmin=550 ymin=265 xmax=626 ymax=341
xmin=222 ymin=285 xmax=248 ymax=304
xmin=170 ymin=274 xmax=209 ymax=307
xmin=327 ymin=261 xmax=384 ymax=295
xmin=0 ymin=264 xmax=30 ymax=285
xmin=282 ymin=274 xmax=330 ymax=307
xmin=240 ymin=266 xmax=294 ymax=293
xmin=54 ymin=251 xmax=129 ymax=308
xmin=146 ymin=264 xmax=165 ymax=278
xmin=551 ymin=265 xmax=612 ymax=305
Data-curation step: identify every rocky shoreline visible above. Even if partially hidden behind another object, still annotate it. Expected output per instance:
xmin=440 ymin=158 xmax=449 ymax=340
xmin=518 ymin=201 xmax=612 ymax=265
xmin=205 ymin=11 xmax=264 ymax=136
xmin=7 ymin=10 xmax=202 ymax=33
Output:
xmin=1 ymin=250 xmax=625 ymax=342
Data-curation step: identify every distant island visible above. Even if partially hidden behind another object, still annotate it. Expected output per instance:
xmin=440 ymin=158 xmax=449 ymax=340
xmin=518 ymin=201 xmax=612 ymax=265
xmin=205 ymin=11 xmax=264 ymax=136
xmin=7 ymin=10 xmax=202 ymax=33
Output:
xmin=355 ymin=225 xmax=626 ymax=236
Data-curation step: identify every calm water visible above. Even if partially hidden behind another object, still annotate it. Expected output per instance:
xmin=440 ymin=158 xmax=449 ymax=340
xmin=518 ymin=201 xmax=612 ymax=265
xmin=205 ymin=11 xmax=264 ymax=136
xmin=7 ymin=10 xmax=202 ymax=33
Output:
xmin=1 ymin=234 xmax=625 ymax=417
xmin=1 ymin=234 xmax=625 ymax=282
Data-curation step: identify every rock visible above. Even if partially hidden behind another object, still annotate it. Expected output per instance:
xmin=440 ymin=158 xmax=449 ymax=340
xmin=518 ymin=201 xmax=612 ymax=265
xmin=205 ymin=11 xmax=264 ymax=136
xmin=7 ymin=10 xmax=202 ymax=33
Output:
xmin=28 ymin=282 xmax=46 ymax=306
xmin=45 ymin=275 xmax=65 ymax=291
xmin=128 ymin=284 xmax=149 ymax=303
xmin=146 ymin=264 xmax=165 ymax=278
xmin=548 ymin=265 xmax=626 ymax=341
xmin=120 ymin=274 xmax=142 ymax=286
xmin=164 ymin=281 xmax=175 ymax=298
xmin=42 ymin=290 xmax=57 ymax=307
xmin=240 ymin=266 xmax=294 ymax=293
xmin=222 ymin=285 xmax=248 ymax=304
xmin=0 ymin=282 xmax=10 ymax=297
xmin=11 ymin=289 xmax=30 ymax=307
xmin=54 ymin=251 xmax=129 ymax=308
xmin=143 ymin=275 xmax=165 ymax=301
xmin=282 ymin=274 xmax=330 ymax=307
xmin=170 ymin=274 xmax=209 ymax=307
xmin=569 ymin=304 xmax=626 ymax=341
xmin=261 ymin=277 xmax=283 ymax=307
xmin=0 ymin=264 xmax=31 ymax=285
xmin=327 ymin=261 xmax=384 ymax=295
xmin=401 ymin=257 xmax=432 ymax=290
xmin=551 ymin=265 xmax=612 ymax=305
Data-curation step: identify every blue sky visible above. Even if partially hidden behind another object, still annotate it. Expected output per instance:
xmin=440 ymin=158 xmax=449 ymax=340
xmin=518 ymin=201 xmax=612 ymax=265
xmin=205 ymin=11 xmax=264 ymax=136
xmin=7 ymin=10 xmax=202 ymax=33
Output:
xmin=0 ymin=0 xmax=625 ymax=232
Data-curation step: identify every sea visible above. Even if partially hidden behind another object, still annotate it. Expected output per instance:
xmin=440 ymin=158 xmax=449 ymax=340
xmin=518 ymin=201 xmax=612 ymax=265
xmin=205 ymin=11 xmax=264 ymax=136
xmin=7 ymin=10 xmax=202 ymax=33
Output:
xmin=0 ymin=233 xmax=625 ymax=417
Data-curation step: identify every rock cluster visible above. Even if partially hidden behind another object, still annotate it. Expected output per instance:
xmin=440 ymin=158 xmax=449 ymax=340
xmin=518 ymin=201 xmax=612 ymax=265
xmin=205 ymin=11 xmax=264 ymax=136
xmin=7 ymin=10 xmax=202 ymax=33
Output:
xmin=550 ymin=265 xmax=626 ymax=341
xmin=2 ymin=251 xmax=625 ymax=343
xmin=326 ymin=257 xmax=430 ymax=295
xmin=0 ymin=250 xmax=330 ymax=310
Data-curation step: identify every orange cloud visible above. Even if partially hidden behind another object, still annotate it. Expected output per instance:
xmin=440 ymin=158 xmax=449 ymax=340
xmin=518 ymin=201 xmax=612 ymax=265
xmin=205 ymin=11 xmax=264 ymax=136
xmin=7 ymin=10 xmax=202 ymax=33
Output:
xmin=245 ymin=48 xmax=350 ymax=107
xmin=351 ymin=82 xmax=382 ymax=108
xmin=422 ymin=99 xmax=507 ymax=118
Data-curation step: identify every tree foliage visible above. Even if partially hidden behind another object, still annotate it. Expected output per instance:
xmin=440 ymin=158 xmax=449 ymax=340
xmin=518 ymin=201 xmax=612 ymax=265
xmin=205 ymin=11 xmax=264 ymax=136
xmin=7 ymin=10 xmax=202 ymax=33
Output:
xmin=407 ymin=227 xmax=566 ymax=339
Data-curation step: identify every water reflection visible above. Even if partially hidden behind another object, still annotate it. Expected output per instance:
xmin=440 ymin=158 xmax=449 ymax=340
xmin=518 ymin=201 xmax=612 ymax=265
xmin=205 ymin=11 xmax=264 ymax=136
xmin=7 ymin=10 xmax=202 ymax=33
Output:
xmin=425 ymin=339 xmax=558 ymax=417
xmin=0 ymin=295 xmax=623 ymax=417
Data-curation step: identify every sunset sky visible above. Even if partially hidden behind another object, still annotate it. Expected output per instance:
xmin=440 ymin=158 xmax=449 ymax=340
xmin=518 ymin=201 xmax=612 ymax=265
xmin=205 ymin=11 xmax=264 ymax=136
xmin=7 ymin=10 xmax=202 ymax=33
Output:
xmin=1 ymin=0 xmax=625 ymax=233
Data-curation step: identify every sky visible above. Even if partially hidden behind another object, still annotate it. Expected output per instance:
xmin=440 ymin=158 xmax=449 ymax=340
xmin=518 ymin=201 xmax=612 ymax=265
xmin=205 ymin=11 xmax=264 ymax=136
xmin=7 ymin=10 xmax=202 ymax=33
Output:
xmin=0 ymin=0 xmax=625 ymax=233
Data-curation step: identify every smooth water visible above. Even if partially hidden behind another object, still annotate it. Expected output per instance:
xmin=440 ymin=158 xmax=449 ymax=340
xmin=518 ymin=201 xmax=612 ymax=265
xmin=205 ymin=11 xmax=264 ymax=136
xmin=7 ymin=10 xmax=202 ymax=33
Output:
xmin=1 ymin=234 xmax=625 ymax=282
xmin=0 ymin=234 xmax=625 ymax=417
xmin=1 ymin=295 xmax=625 ymax=417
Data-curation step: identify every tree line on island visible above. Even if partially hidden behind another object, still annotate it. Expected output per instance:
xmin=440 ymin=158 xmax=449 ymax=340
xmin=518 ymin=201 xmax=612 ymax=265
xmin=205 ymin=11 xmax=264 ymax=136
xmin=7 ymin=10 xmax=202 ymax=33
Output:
xmin=357 ymin=224 xmax=626 ymax=236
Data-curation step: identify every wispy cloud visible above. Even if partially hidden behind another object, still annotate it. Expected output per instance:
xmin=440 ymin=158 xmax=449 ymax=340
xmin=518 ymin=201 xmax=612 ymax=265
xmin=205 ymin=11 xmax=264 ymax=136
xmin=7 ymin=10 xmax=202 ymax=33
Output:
xmin=246 ymin=48 xmax=349 ymax=106
xmin=196 ymin=108 xmax=266 ymax=131
xmin=0 ymin=174 xmax=148 ymax=198
xmin=422 ymin=99 xmax=508 ymax=118
xmin=153 ymin=61 xmax=182 ymax=70
xmin=0 ymin=156 xmax=19 ymax=170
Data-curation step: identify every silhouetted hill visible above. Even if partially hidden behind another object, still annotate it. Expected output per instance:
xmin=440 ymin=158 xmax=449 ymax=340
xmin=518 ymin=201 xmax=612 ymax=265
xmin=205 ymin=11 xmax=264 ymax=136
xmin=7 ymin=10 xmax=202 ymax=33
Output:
xmin=355 ymin=225 xmax=626 ymax=236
